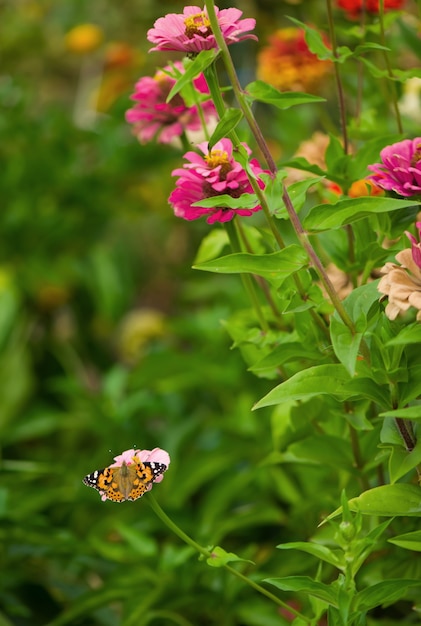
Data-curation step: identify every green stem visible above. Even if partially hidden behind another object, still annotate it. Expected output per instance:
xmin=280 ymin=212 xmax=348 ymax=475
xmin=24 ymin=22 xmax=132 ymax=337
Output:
xmin=146 ymin=494 xmax=311 ymax=623
xmin=378 ymin=0 xmax=403 ymax=133
xmin=325 ymin=0 xmax=349 ymax=154
xmin=225 ymin=219 xmax=269 ymax=332
xmin=203 ymin=0 xmax=360 ymax=339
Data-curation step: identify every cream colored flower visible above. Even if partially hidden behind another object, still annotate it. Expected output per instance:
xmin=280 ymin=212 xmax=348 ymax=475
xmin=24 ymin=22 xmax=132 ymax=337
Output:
xmin=378 ymin=248 xmax=421 ymax=321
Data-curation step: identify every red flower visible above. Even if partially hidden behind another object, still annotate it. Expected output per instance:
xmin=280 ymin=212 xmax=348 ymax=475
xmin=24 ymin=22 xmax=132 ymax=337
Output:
xmin=337 ymin=0 xmax=405 ymax=16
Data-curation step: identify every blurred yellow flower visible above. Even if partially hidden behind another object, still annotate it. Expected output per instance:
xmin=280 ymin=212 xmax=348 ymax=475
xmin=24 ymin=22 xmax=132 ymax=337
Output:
xmin=65 ymin=24 xmax=104 ymax=54
xmin=117 ymin=309 xmax=166 ymax=364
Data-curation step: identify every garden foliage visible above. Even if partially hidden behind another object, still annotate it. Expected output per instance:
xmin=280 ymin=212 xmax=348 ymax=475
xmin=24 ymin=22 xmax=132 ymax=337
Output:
xmin=2 ymin=0 xmax=421 ymax=624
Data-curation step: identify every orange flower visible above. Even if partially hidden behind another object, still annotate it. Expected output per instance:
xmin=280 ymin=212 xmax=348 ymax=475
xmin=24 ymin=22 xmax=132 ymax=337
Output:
xmin=256 ymin=28 xmax=331 ymax=92
xmin=348 ymin=179 xmax=384 ymax=197
xmin=378 ymin=249 xmax=421 ymax=321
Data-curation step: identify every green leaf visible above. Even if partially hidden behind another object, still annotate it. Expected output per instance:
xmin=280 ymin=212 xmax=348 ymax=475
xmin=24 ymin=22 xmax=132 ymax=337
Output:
xmin=282 ymin=157 xmax=328 ymax=180
xmin=330 ymin=316 xmax=363 ymax=376
xmin=386 ymin=323 xmax=421 ymax=346
xmin=265 ymin=576 xmax=337 ymax=606
xmin=273 ymin=176 xmax=325 ymax=218
xmin=304 ymin=197 xmax=420 ymax=231
xmin=285 ymin=435 xmax=356 ymax=472
xmin=192 ymin=193 xmax=259 ymax=210
xmin=253 ymin=364 xmax=353 ymax=410
xmin=287 ymin=18 xmax=337 ymax=61
xmin=389 ymin=530 xmax=421 ymax=551
xmin=249 ymin=341 xmax=325 ymax=374
xmin=245 ymin=80 xmax=325 ymax=108
xmin=166 ymin=50 xmax=218 ymax=101
xmin=354 ymin=579 xmax=421 ymax=611
xmin=348 ymin=484 xmax=421 ymax=516
xmin=388 ymin=437 xmax=421 ymax=484
xmin=208 ymin=108 xmax=243 ymax=149
xmin=193 ymin=244 xmax=308 ymax=287
xmin=206 ymin=546 xmax=254 ymax=568
xmin=380 ymin=406 xmax=421 ymax=420
xmin=193 ymin=229 xmax=229 ymax=264
xmin=277 ymin=541 xmax=343 ymax=569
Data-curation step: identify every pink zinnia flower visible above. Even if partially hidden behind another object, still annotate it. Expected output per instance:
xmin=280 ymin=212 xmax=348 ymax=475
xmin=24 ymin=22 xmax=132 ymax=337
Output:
xmin=367 ymin=138 xmax=421 ymax=197
xmin=147 ymin=6 xmax=257 ymax=54
xmin=169 ymin=138 xmax=267 ymax=224
xmin=405 ymin=221 xmax=421 ymax=269
xmin=126 ymin=62 xmax=216 ymax=144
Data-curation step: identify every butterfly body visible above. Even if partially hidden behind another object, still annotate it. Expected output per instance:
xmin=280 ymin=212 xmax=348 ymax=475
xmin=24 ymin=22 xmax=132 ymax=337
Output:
xmin=83 ymin=458 xmax=167 ymax=502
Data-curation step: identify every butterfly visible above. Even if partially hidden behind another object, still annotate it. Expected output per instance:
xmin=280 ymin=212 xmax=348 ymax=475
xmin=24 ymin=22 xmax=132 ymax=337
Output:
xmin=83 ymin=456 xmax=167 ymax=502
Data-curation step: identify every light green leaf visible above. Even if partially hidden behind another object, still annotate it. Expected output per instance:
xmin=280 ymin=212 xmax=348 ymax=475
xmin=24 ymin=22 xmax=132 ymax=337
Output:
xmin=265 ymin=576 xmax=337 ymax=606
xmin=206 ymin=546 xmax=254 ymax=568
xmin=192 ymin=193 xmax=259 ymax=210
xmin=253 ymin=364 xmax=353 ymax=410
xmin=208 ymin=108 xmax=243 ymax=149
xmin=245 ymin=80 xmax=325 ymax=108
xmin=166 ymin=50 xmax=218 ymax=101
xmin=193 ymin=229 xmax=229 ymax=264
xmin=193 ymin=244 xmax=308 ymax=287
xmin=348 ymin=484 xmax=421 ymax=517
xmin=380 ymin=406 xmax=421 ymax=420
xmin=304 ymin=197 xmax=420 ymax=231
xmin=389 ymin=530 xmax=421 ymax=551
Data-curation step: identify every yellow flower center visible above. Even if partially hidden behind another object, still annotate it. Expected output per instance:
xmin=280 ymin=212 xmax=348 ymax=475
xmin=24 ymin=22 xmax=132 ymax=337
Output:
xmin=205 ymin=149 xmax=232 ymax=178
xmin=184 ymin=13 xmax=212 ymax=39
xmin=411 ymin=143 xmax=421 ymax=167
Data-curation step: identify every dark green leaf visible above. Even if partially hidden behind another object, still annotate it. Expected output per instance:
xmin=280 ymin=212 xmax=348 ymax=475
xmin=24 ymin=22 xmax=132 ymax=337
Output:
xmin=304 ymin=197 xmax=420 ymax=231
xmin=208 ymin=108 xmax=243 ymax=149
xmin=265 ymin=576 xmax=337 ymax=605
xmin=166 ymin=50 xmax=218 ymax=101
xmin=355 ymin=579 xmax=421 ymax=611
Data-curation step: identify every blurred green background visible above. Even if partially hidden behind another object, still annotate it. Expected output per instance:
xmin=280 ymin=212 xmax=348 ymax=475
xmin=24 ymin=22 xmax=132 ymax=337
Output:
xmin=0 ymin=2 xmax=307 ymax=625
xmin=2 ymin=1 xmax=419 ymax=625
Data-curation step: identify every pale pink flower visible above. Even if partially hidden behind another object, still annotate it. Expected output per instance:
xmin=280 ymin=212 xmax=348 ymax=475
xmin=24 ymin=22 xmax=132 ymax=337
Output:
xmin=168 ymin=138 xmax=267 ymax=224
xmin=126 ymin=62 xmax=216 ymax=144
xmin=367 ymin=138 xmax=421 ymax=197
xmin=378 ymin=248 xmax=421 ymax=321
xmin=147 ymin=6 xmax=257 ymax=54
xmin=111 ymin=447 xmax=170 ymax=484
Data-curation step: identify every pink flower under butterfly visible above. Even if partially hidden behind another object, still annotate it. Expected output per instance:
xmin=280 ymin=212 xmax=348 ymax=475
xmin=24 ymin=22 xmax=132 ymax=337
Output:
xmin=126 ymin=62 xmax=217 ymax=144
xmin=83 ymin=447 xmax=170 ymax=502
xmin=168 ymin=138 xmax=267 ymax=224
xmin=147 ymin=5 xmax=257 ymax=54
